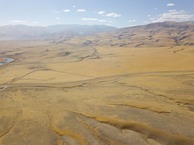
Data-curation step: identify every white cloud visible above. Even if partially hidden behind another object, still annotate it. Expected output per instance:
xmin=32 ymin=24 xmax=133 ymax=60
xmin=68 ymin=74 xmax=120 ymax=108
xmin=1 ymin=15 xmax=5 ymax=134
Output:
xmin=151 ymin=10 xmax=194 ymax=22
xmin=106 ymin=12 xmax=121 ymax=17
xmin=82 ymin=18 xmax=98 ymax=21
xmin=73 ymin=5 xmax=76 ymax=8
xmin=11 ymin=20 xmax=27 ymax=23
xmin=168 ymin=10 xmax=176 ymax=13
xmin=63 ymin=9 xmax=70 ymax=12
xmin=128 ymin=19 xmax=136 ymax=23
xmin=81 ymin=18 xmax=107 ymax=23
xmin=77 ymin=9 xmax=86 ymax=12
xmin=33 ymin=21 xmax=39 ymax=24
xmin=154 ymin=8 xmax=158 ymax=10
xmin=147 ymin=15 xmax=151 ymax=17
xmin=167 ymin=3 xmax=175 ymax=7
xmin=56 ymin=17 xmax=60 ymax=20
xmin=98 ymin=11 xmax=105 ymax=15
xmin=98 ymin=19 xmax=107 ymax=22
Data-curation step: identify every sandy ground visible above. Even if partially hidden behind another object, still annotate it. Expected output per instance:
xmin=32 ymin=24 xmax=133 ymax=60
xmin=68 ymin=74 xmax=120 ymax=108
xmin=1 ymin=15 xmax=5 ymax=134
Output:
xmin=0 ymin=41 xmax=194 ymax=145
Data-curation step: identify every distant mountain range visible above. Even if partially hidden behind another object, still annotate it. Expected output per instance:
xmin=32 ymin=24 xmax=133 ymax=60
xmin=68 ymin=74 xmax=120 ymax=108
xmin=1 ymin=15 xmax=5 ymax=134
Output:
xmin=0 ymin=22 xmax=194 ymax=47
xmin=66 ymin=21 xmax=194 ymax=47
xmin=108 ymin=21 xmax=194 ymax=47
xmin=0 ymin=24 xmax=116 ymax=40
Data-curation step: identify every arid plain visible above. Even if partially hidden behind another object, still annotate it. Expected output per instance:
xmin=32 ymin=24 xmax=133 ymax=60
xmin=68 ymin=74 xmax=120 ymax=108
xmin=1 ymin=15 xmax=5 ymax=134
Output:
xmin=1 ymin=23 xmax=194 ymax=145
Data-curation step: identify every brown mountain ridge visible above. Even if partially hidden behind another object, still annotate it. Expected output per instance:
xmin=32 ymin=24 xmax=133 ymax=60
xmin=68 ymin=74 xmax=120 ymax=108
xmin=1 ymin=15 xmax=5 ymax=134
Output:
xmin=61 ymin=21 xmax=194 ymax=47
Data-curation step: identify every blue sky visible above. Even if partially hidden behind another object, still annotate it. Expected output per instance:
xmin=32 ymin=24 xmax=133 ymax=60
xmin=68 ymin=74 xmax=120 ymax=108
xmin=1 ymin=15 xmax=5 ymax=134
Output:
xmin=0 ymin=0 xmax=194 ymax=28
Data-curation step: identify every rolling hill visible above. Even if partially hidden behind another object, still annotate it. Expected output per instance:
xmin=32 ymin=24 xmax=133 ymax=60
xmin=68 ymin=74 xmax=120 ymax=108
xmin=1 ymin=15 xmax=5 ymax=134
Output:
xmin=1 ymin=21 xmax=194 ymax=145
xmin=0 ymin=22 xmax=194 ymax=47
xmin=61 ymin=21 xmax=194 ymax=47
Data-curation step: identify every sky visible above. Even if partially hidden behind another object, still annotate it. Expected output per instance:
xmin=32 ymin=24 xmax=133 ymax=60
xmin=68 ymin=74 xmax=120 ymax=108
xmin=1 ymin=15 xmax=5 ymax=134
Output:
xmin=0 ymin=0 xmax=194 ymax=28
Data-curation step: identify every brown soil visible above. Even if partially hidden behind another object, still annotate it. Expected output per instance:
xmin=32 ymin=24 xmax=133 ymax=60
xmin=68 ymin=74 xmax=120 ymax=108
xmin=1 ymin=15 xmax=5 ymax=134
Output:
xmin=0 ymin=41 xmax=194 ymax=145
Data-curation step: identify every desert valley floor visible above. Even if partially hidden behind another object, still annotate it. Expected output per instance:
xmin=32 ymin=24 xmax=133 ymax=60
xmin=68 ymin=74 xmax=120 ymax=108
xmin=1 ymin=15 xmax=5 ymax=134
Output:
xmin=0 ymin=41 xmax=194 ymax=145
